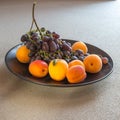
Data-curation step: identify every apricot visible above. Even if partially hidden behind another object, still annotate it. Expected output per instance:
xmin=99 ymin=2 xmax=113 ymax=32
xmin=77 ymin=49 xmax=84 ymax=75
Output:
xmin=71 ymin=41 xmax=88 ymax=54
xmin=29 ymin=60 xmax=48 ymax=78
xmin=49 ymin=59 xmax=68 ymax=81
xmin=68 ymin=59 xmax=85 ymax=69
xmin=83 ymin=54 xmax=102 ymax=73
xmin=16 ymin=45 xmax=30 ymax=63
xmin=66 ymin=65 xmax=87 ymax=84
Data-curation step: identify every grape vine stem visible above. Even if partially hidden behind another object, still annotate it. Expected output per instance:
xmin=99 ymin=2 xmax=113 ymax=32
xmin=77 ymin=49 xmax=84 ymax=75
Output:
xmin=30 ymin=2 xmax=42 ymax=38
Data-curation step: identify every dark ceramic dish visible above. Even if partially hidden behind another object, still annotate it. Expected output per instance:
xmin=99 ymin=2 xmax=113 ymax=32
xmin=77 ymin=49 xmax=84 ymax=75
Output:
xmin=5 ymin=39 xmax=113 ymax=87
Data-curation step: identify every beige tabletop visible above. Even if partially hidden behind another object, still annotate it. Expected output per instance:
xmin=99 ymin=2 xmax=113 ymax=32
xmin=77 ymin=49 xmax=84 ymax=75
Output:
xmin=0 ymin=0 xmax=120 ymax=120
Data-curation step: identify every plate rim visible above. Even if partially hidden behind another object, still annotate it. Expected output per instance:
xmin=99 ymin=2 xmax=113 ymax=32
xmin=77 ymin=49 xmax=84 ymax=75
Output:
xmin=5 ymin=39 xmax=114 ymax=87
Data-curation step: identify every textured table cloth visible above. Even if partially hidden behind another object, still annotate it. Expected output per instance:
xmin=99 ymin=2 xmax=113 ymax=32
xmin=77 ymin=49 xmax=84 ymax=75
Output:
xmin=0 ymin=0 xmax=120 ymax=120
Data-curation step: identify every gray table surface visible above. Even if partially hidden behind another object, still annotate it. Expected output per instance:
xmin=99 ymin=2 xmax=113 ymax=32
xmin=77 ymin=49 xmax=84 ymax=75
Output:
xmin=0 ymin=0 xmax=119 ymax=120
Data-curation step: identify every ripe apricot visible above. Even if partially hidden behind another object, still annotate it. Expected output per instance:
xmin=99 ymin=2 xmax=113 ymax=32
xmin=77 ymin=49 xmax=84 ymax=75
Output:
xmin=49 ymin=59 xmax=68 ymax=81
xmin=68 ymin=59 xmax=85 ymax=69
xmin=29 ymin=60 xmax=48 ymax=78
xmin=71 ymin=41 xmax=88 ymax=54
xmin=66 ymin=65 xmax=87 ymax=84
xmin=16 ymin=45 xmax=30 ymax=63
xmin=83 ymin=54 xmax=102 ymax=73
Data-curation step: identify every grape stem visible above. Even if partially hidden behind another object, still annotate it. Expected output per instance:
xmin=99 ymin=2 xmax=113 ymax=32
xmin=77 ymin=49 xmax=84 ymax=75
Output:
xmin=30 ymin=20 xmax=34 ymax=31
xmin=30 ymin=2 xmax=43 ymax=38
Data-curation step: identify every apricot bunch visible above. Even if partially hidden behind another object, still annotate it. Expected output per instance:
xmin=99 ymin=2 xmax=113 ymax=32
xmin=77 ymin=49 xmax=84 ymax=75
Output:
xmin=16 ymin=40 xmax=108 ymax=84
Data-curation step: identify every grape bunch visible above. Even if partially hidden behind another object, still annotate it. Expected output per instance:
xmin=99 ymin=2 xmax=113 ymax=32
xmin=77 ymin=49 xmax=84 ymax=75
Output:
xmin=20 ymin=28 xmax=87 ymax=63
xmin=19 ymin=2 xmax=88 ymax=63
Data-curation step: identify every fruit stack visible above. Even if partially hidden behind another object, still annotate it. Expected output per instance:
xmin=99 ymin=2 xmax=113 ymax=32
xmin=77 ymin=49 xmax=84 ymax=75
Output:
xmin=16 ymin=2 xmax=109 ymax=84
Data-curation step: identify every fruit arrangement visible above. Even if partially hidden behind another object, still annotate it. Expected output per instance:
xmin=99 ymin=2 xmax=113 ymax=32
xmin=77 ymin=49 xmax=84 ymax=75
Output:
xmin=16 ymin=2 xmax=109 ymax=84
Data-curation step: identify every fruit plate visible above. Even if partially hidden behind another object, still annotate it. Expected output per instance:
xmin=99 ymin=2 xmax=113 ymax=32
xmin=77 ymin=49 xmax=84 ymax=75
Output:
xmin=5 ymin=39 xmax=113 ymax=87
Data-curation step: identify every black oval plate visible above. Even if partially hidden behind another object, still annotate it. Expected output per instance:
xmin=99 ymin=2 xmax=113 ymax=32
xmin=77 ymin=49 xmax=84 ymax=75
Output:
xmin=5 ymin=39 xmax=113 ymax=87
